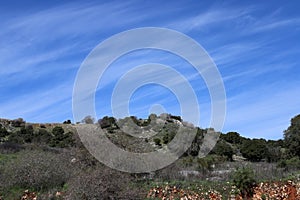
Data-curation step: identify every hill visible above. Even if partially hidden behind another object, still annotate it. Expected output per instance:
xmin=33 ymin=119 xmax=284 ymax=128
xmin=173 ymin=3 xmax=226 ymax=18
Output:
xmin=0 ymin=113 xmax=300 ymax=199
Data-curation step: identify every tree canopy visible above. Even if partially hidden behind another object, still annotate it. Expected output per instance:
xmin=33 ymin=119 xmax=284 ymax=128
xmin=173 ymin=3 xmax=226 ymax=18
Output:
xmin=284 ymin=114 xmax=300 ymax=158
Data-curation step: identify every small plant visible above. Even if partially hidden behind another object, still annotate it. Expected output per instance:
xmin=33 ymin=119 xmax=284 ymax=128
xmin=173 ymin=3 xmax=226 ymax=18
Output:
xmin=261 ymin=193 xmax=267 ymax=200
xmin=153 ymin=138 xmax=161 ymax=146
xmin=232 ymin=167 xmax=257 ymax=198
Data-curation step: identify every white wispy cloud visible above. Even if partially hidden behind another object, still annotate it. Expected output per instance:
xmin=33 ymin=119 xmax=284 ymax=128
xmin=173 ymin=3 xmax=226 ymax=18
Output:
xmin=224 ymin=81 xmax=300 ymax=139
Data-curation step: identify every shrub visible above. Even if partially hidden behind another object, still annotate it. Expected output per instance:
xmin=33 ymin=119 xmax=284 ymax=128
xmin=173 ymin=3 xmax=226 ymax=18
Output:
xmin=0 ymin=124 xmax=8 ymax=138
xmin=185 ymin=128 xmax=205 ymax=157
xmin=221 ymin=132 xmax=244 ymax=144
xmin=0 ymin=142 xmax=24 ymax=153
xmin=232 ymin=167 xmax=257 ymax=198
xmin=210 ymin=140 xmax=234 ymax=161
xmin=81 ymin=115 xmax=95 ymax=124
xmin=0 ymin=150 xmax=73 ymax=192
xmin=240 ymin=139 xmax=268 ymax=162
xmin=170 ymin=115 xmax=182 ymax=122
xmin=98 ymin=116 xmax=117 ymax=129
xmin=63 ymin=119 xmax=72 ymax=124
xmin=153 ymin=138 xmax=161 ymax=146
xmin=50 ymin=126 xmax=74 ymax=148
xmin=11 ymin=118 xmax=26 ymax=127
xmin=66 ymin=165 xmax=143 ymax=200
xmin=197 ymin=155 xmax=226 ymax=172
xmin=32 ymin=129 xmax=52 ymax=144
xmin=277 ymin=157 xmax=300 ymax=170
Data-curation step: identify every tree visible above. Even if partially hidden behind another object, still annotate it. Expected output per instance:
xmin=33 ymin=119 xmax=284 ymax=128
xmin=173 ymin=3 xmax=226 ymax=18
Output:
xmin=186 ymin=128 xmax=205 ymax=157
xmin=211 ymin=140 xmax=234 ymax=161
xmin=284 ymin=114 xmax=300 ymax=158
xmin=98 ymin=116 xmax=117 ymax=129
xmin=240 ymin=139 xmax=268 ymax=162
xmin=33 ymin=129 xmax=52 ymax=144
xmin=221 ymin=132 xmax=243 ymax=144
xmin=0 ymin=124 xmax=8 ymax=138
xmin=82 ymin=115 xmax=95 ymax=124
xmin=50 ymin=126 xmax=74 ymax=148
xmin=63 ymin=119 xmax=72 ymax=124
xmin=11 ymin=118 xmax=25 ymax=127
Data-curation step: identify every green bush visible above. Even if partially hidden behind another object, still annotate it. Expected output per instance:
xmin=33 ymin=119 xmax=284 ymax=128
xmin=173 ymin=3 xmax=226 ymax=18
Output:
xmin=277 ymin=156 xmax=300 ymax=170
xmin=0 ymin=124 xmax=8 ymax=138
xmin=153 ymin=138 xmax=161 ymax=146
xmin=284 ymin=114 xmax=300 ymax=158
xmin=197 ymin=155 xmax=226 ymax=172
xmin=32 ymin=129 xmax=52 ymax=144
xmin=240 ymin=139 xmax=268 ymax=162
xmin=11 ymin=118 xmax=26 ymax=127
xmin=210 ymin=140 xmax=234 ymax=161
xmin=50 ymin=126 xmax=74 ymax=148
xmin=232 ymin=167 xmax=257 ymax=198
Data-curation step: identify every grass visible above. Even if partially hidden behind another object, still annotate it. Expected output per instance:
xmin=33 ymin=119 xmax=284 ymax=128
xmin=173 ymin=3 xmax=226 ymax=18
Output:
xmin=0 ymin=152 xmax=19 ymax=164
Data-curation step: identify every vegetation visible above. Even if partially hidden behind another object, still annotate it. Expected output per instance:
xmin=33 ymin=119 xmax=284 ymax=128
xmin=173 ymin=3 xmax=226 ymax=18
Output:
xmin=232 ymin=167 xmax=257 ymax=198
xmin=240 ymin=138 xmax=268 ymax=162
xmin=284 ymin=114 xmax=300 ymax=158
xmin=0 ymin=113 xmax=299 ymax=199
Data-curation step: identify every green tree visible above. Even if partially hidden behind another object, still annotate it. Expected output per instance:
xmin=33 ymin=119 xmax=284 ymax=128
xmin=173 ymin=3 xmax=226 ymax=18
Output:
xmin=50 ymin=126 xmax=74 ymax=148
xmin=33 ymin=129 xmax=52 ymax=144
xmin=98 ymin=116 xmax=117 ymax=129
xmin=11 ymin=118 xmax=26 ymax=127
xmin=284 ymin=114 xmax=300 ymax=158
xmin=186 ymin=128 xmax=205 ymax=157
xmin=211 ymin=140 xmax=234 ymax=161
xmin=63 ymin=119 xmax=72 ymax=124
xmin=221 ymin=132 xmax=243 ymax=144
xmin=240 ymin=139 xmax=268 ymax=162
xmin=0 ymin=124 xmax=9 ymax=138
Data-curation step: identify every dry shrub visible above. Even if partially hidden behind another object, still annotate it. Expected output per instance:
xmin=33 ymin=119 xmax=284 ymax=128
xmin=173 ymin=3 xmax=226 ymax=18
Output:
xmin=66 ymin=165 xmax=144 ymax=200
xmin=0 ymin=149 xmax=73 ymax=192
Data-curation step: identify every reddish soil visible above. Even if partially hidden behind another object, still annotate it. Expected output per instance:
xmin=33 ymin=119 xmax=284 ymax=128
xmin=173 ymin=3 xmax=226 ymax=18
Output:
xmin=147 ymin=180 xmax=300 ymax=200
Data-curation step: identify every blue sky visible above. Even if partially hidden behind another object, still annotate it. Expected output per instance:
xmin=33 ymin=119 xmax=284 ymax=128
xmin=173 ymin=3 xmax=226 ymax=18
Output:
xmin=0 ymin=0 xmax=299 ymax=139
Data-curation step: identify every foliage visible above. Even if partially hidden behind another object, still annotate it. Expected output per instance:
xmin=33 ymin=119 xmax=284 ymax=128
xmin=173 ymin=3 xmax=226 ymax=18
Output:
xmin=197 ymin=155 xmax=226 ymax=172
xmin=211 ymin=140 xmax=234 ymax=161
xmin=148 ymin=113 xmax=157 ymax=122
xmin=81 ymin=115 xmax=95 ymax=124
xmin=7 ymin=127 xmax=34 ymax=144
xmin=50 ymin=126 xmax=74 ymax=148
xmin=221 ymin=132 xmax=244 ymax=144
xmin=63 ymin=119 xmax=72 ymax=124
xmin=66 ymin=165 xmax=142 ymax=200
xmin=266 ymin=146 xmax=282 ymax=162
xmin=277 ymin=156 xmax=300 ymax=170
xmin=11 ymin=118 xmax=26 ymax=127
xmin=284 ymin=114 xmax=300 ymax=158
xmin=0 ymin=150 xmax=73 ymax=193
xmin=153 ymin=138 xmax=161 ymax=146
xmin=232 ymin=167 xmax=257 ymax=198
xmin=32 ymin=129 xmax=52 ymax=144
xmin=170 ymin=115 xmax=182 ymax=122
xmin=186 ymin=128 xmax=205 ymax=157
xmin=0 ymin=124 xmax=8 ymax=139
xmin=98 ymin=116 xmax=117 ymax=129
xmin=240 ymin=139 xmax=268 ymax=162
